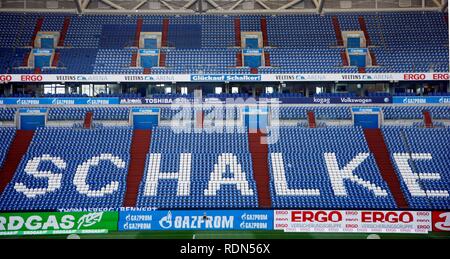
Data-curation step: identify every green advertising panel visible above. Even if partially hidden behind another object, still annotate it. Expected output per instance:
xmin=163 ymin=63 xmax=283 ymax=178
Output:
xmin=0 ymin=211 xmax=118 ymax=236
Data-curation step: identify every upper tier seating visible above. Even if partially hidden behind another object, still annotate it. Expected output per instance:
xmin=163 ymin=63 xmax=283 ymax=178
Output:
xmin=268 ymin=126 xmax=397 ymax=209
xmin=0 ymin=127 xmax=133 ymax=211
xmin=0 ymin=128 xmax=15 ymax=168
xmin=382 ymin=126 xmax=450 ymax=209
xmin=136 ymin=126 xmax=259 ymax=209
xmin=1 ymin=105 xmax=449 ymax=122
xmin=48 ymin=107 xmax=130 ymax=121
xmin=0 ymin=12 xmax=447 ymax=74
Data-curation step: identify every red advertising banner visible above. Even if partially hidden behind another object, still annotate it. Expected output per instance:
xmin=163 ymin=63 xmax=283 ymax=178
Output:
xmin=274 ymin=210 xmax=432 ymax=234
xmin=432 ymin=211 xmax=450 ymax=232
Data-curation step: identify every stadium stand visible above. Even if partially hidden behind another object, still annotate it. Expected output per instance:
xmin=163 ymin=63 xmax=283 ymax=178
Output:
xmin=0 ymin=127 xmax=133 ymax=211
xmin=0 ymin=12 xmax=447 ymax=74
xmin=136 ymin=126 xmax=259 ymax=209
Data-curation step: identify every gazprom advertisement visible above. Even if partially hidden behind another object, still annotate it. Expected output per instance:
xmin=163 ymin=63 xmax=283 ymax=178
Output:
xmin=393 ymin=96 xmax=450 ymax=104
xmin=118 ymin=210 xmax=273 ymax=231
xmin=0 ymin=98 xmax=120 ymax=105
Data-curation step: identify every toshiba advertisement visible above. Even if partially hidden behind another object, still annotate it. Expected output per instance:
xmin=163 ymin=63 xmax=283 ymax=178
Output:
xmin=274 ymin=210 xmax=432 ymax=234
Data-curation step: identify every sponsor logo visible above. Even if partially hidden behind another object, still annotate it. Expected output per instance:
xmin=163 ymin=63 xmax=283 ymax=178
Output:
xmin=159 ymin=211 xmax=173 ymax=229
xmin=403 ymin=74 xmax=426 ymax=80
xmin=0 ymin=75 xmax=12 ymax=82
xmin=361 ymin=211 xmax=414 ymax=223
xmin=313 ymin=98 xmax=331 ymax=104
xmin=77 ymin=212 xmax=103 ymax=229
xmin=291 ymin=211 xmax=343 ymax=223
xmin=439 ymin=97 xmax=450 ymax=104
xmin=86 ymin=99 xmax=110 ymax=105
xmin=52 ymin=99 xmax=75 ymax=105
xmin=433 ymin=212 xmax=450 ymax=231
xmin=432 ymin=74 xmax=449 ymax=80
xmin=124 ymin=75 xmax=176 ymax=81
xmin=143 ymin=98 xmax=173 ymax=104
xmin=0 ymin=215 xmax=76 ymax=231
xmin=16 ymin=99 xmax=40 ymax=105
xmin=56 ymin=76 xmax=76 ymax=81
xmin=402 ymin=98 xmax=427 ymax=104
xmin=341 ymin=74 xmax=393 ymax=81
xmin=120 ymin=98 xmax=143 ymax=104
xmin=76 ymin=75 xmax=109 ymax=81
xmin=20 ymin=75 xmax=42 ymax=82
xmin=340 ymin=97 xmax=374 ymax=104
xmin=275 ymin=75 xmax=297 ymax=81
xmin=158 ymin=211 xmax=234 ymax=230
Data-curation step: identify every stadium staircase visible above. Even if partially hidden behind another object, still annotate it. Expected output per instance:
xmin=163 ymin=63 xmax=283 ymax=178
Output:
xmin=131 ymin=51 xmax=138 ymax=67
xmin=250 ymin=68 xmax=258 ymax=74
xmin=358 ymin=67 xmax=366 ymax=73
xmin=34 ymin=67 xmax=41 ymax=74
xmin=307 ymin=111 xmax=316 ymax=128
xmin=370 ymin=51 xmax=378 ymax=66
xmin=196 ymin=110 xmax=204 ymax=128
xmin=248 ymin=131 xmax=272 ymax=208
xmin=143 ymin=68 xmax=151 ymax=74
xmin=236 ymin=52 xmax=243 ymax=67
xmin=423 ymin=110 xmax=434 ymax=128
xmin=358 ymin=16 xmax=371 ymax=46
xmin=30 ymin=17 xmax=44 ymax=47
xmin=234 ymin=18 xmax=241 ymax=47
xmin=51 ymin=50 xmax=60 ymax=67
xmin=260 ymin=17 xmax=269 ymax=47
xmin=83 ymin=112 xmax=93 ymax=129
xmin=22 ymin=52 xmax=30 ymax=67
xmin=123 ymin=130 xmax=152 ymax=207
xmin=57 ymin=17 xmax=71 ymax=47
xmin=134 ymin=17 xmax=143 ymax=47
xmin=332 ymin=16 xmax=344 ymax=46
xmin=363 ymin=129 xmax=409 ymax=209
xmin=340 ymin=50 xmax=349 ymax=66
xmin=161 ymin=18 xmax=169 ymax=47
xmin=264 ymin=52 xmax=271 ymax=66
xmin=159 ymin=52 xmax=166 ymax=67
xmin=0 ymin=130 xmax=35 ymax=194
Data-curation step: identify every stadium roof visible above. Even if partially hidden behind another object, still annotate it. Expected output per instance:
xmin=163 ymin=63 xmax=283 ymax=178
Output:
xmin=0 ymin=0 xmax=447 ymax=15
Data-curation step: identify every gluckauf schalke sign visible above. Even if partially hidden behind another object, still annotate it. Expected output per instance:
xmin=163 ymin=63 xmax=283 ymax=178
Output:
xmin=0 ymin=211 xmax=118 ymax=236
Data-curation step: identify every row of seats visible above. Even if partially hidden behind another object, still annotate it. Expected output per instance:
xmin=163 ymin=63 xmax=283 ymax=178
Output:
xmin=1 ymin=106 xmax=449 ymax=121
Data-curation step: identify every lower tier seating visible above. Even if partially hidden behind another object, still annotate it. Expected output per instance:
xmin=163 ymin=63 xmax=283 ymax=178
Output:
xmin=0 ymin=127 xmax=16 ymax=168
xmin=0 ymin=127 xmax=133 ymax=211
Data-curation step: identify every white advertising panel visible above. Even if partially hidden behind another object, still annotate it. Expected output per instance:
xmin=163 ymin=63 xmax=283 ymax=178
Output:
xmin=274 ymin=210 xmax=432 ymax=234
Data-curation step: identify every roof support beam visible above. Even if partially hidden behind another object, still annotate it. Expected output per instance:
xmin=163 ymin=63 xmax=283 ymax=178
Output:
xmin=82 ymin=0 xmax=91 ymax=9
xmin=132 ymin=0 xmax=148 ymax=10
xmin=100 ymin=0 xmax=125 ymax=10
xmin=75 ymin=0 xmax=83 ymax=13
xmin=317 ymin=0 xmax=325 ymax=14
xmin=229 ymin=0 xmax=245 ymax=11
xmin=256 ymin=0 xmax=271 ymax=10
xmin=160 ymin=0 xmax=176 ymax=10
xmin=277 ymin=0 xmax=302 ymax=10
xmin=205 ymin=0 xmax=224 ymax=10
xmin=432 ymin=0 xmax=442 ymax=7
xmin=182 ymin=0 xmax=198 ymax=9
